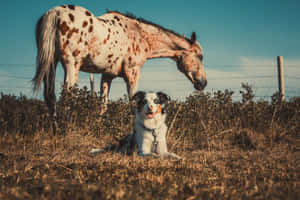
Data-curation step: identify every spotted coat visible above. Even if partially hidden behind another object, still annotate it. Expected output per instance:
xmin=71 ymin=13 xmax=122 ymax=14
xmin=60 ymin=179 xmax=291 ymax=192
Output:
xmin=56 ymin=6 xmax=150 ymax=84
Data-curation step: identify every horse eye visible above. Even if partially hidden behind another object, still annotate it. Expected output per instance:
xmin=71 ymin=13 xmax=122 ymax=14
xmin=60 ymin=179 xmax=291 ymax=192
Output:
xmin=153 ymin=99 xmax=160 ymax=104
xmin=198 ymin=55 xmax=203 ymax=61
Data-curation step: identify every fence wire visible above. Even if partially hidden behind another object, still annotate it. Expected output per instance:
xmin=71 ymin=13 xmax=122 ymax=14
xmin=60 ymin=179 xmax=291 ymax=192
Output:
xmin=0 ymin=63 xmax=299 ymax=100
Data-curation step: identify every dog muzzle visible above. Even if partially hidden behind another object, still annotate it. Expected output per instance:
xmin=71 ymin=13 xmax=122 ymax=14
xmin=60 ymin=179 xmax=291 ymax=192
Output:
xmin=145 ymin=106 xmax=162 ymax=119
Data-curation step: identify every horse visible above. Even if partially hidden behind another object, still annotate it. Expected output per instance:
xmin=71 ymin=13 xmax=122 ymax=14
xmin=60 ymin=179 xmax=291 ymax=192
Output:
xmin=33 ymin=5 xmax=207 ymax=132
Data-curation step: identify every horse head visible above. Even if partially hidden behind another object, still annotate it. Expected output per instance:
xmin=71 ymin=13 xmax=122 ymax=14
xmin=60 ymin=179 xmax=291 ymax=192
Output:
xmin=175 ymin=32 xmax=207 ymax=91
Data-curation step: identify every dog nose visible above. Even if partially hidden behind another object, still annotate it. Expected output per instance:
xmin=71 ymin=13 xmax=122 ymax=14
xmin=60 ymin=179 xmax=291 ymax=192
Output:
xmin=147 ymin=105 xmax=154 ymax=112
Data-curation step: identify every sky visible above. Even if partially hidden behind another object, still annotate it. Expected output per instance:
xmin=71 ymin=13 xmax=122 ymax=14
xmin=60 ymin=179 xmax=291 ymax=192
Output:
xmin=0 ymin=0 xmax=299 ymax=100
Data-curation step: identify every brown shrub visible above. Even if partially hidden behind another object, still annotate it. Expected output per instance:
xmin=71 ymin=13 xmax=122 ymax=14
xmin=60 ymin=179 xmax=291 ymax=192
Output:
xmin=0 ymin=85 xmax=299 ymax=199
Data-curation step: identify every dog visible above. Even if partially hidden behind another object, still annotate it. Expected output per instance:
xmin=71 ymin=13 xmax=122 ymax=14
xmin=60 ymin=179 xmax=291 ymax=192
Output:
xmin=119 ymin=91 xmax=182 ymax=159
xmin=90 ymin=91 xmax=181 ymax=159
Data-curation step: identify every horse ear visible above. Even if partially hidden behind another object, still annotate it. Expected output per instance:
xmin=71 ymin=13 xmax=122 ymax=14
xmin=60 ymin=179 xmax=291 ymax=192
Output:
xmin=132 ymin=91 xmax=145 ymax=102
xmin=157 ymin=92 xmax=170 ymax=104
xmin=190 ymin=32 xmax=197 ymax=44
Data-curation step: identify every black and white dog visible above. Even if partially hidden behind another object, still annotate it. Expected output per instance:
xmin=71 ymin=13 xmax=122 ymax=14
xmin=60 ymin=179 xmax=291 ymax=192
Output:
xmin=119 ymin=91 xmax=181 ymax=159
xmin=90 ymin=91 xmax=181 ymax=159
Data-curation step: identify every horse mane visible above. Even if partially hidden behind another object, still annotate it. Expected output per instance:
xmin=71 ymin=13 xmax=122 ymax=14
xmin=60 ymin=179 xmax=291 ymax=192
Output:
xmin=106 ymin=10 xmax=193 ymax=44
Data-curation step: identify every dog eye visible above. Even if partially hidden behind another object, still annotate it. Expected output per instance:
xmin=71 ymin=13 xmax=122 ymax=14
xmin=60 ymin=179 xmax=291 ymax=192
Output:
xmin=153 ymin=99 xmax=160 ymax=104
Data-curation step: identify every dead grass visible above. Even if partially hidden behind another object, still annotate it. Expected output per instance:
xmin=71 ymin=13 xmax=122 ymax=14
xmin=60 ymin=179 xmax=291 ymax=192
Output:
xmin=0 ymin=85 xmax=299 ymax=199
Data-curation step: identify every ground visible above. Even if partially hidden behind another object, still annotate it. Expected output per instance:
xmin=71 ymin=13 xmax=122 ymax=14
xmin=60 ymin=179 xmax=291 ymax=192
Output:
xmin=0 ymin=86 xmax=299 ymax=199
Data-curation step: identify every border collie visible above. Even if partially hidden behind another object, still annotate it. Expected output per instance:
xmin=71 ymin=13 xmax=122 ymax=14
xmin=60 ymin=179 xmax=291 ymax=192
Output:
xmin=90 ymin=91 xmax=181 ymax=159
xmin=119 ymin=91 xmax=181 ymax=159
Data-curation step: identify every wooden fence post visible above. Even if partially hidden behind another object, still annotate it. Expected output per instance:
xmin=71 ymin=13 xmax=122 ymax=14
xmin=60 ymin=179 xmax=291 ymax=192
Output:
xmin=277 ymin=56 xmax=285 ymax=101
xmin=90 ymin=73 xmax=95 ymax=96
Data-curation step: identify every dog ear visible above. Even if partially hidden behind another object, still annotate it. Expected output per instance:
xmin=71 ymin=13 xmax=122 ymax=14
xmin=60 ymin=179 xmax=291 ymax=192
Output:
xmin=132 ymin=91 xmax=146 ymax=102
xmin=157 ymin=92 xmax=170 ymax=104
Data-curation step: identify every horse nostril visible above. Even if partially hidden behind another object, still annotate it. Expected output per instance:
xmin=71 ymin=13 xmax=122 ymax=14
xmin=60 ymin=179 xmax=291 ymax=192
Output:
xmin=203 ymin=79 xmax=207 ymax=88
xmin=194 ymin=79 xmax=207 ymax=90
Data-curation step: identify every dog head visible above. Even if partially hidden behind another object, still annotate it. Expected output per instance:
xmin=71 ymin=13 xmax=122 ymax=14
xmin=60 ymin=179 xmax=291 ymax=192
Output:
xmin=133 ymin=91 xmax=170 ymax=119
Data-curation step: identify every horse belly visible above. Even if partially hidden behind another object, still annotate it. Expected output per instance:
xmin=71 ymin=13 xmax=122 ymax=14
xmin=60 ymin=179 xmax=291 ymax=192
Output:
xmin=84 ymin=35 xmax=131 ymax=75
xmin=80 ymin=48 xmax=124 ymax=76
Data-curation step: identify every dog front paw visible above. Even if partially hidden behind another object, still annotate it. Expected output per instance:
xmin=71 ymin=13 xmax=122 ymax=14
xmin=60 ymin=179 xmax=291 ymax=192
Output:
xmin=138 ymin=152 xmax=160 ymax=158
xmin=162 ymin=152 xmax=182 ymax=160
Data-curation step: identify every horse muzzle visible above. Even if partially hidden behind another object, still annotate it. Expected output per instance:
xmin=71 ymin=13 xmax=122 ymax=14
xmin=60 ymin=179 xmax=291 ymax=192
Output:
xmin=194 ymin=79 xmax=207 ymax=91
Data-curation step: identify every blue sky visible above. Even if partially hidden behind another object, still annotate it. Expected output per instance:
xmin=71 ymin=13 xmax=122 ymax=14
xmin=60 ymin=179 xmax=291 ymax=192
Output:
xmin=0 ymin=0 xmax=299 ymax=100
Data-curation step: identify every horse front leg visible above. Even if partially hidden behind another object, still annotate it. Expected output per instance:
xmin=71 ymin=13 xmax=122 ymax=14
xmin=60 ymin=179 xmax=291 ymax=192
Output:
xmin=63 ymin=62 xmax=79 ymax=91
xmin=124 ymin=67 xmax=141 ymax=99
xmin=100 ymin=74 xmax=113 ymax=115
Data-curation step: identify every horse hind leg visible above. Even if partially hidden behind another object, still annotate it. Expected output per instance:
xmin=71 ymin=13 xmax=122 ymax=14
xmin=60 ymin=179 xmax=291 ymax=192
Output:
xmin=43 ymin=61 xmax=58 ymax=134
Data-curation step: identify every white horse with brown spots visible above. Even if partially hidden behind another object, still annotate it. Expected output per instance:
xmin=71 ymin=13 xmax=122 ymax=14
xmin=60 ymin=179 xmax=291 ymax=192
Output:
xmin=33 ymin=5 xmax=207 ymax=132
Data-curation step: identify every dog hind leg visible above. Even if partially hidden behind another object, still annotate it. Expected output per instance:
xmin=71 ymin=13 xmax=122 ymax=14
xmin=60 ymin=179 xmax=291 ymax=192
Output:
xmin=89 ymin=148 xmax=106 ymax=154
xmin=119 ymin=132 xmax=136 ymax=154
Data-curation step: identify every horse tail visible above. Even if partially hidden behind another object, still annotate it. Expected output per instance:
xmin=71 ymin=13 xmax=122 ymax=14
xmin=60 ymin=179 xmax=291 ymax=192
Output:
xmin=32 ymin=9 xmax=58 ymax=93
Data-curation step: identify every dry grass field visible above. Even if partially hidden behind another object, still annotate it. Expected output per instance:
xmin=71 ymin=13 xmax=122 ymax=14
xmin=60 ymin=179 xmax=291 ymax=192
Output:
xmin=0 ymin=84 xmax=299 ymax=199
